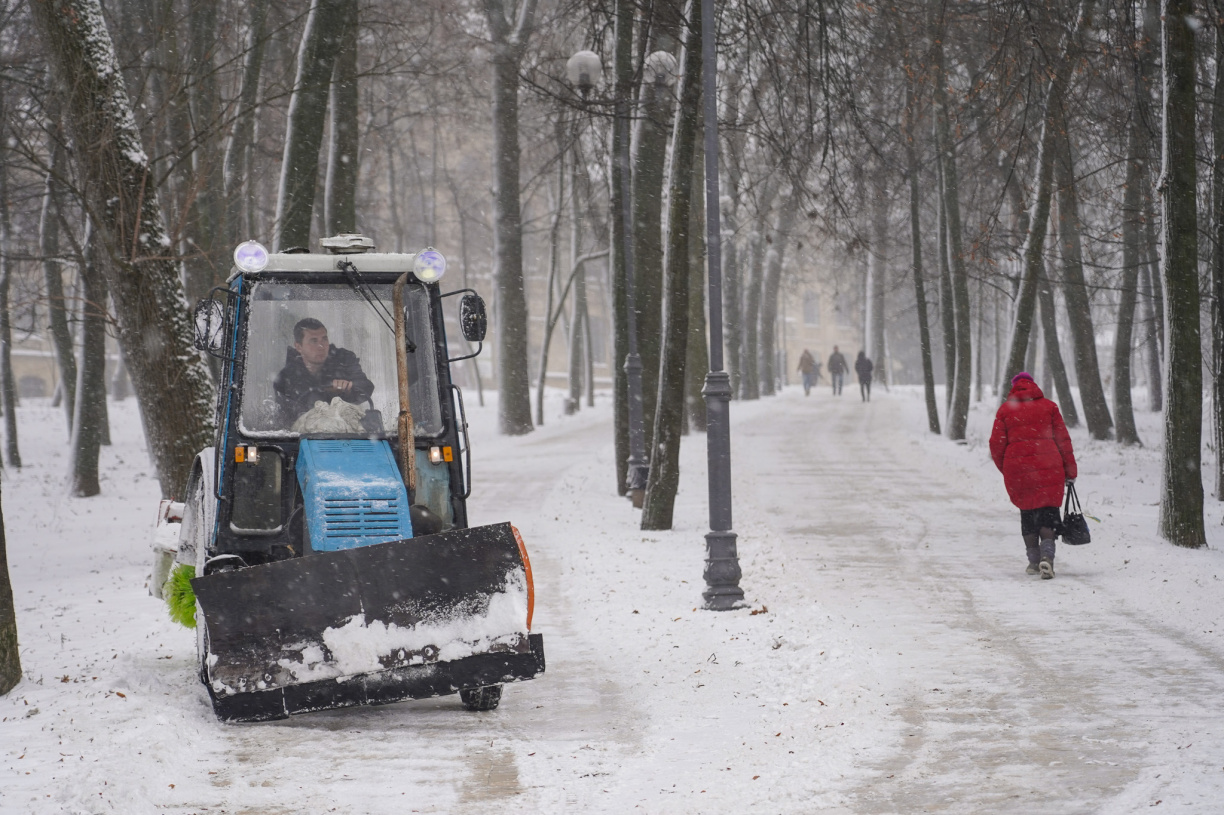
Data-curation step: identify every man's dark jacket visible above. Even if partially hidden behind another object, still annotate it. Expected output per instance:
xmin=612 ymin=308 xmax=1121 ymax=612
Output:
xmin=273 ymin=346 xmax=375 ymax=426
xmin=828 ymin=351 xmax=848 ymax=375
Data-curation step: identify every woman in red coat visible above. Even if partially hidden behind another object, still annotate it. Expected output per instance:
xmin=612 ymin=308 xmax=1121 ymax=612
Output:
xmin=989 ymin=372 xmax=1077 ymax=579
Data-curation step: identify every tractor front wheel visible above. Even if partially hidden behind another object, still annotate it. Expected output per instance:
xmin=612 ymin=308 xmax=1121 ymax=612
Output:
xmin=459 ymin=685 xmax=502 ymax=711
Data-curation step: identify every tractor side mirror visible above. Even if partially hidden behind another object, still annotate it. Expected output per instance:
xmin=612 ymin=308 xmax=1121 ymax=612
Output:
xmin=193 ymin=298 xmax=227 ymax=356
xmin=459 ymin=293 xmax=487 ymax=343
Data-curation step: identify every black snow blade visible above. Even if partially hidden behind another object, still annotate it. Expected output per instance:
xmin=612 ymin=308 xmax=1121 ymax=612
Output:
xmin=207 ymin=634 xmax=545 ymax=723
xmin=191 ymin=522 xmax=542 ymax=722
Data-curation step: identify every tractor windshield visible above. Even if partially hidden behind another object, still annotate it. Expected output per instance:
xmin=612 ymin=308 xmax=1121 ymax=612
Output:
xmin=238 ymin=281 xmax=443 ymax=438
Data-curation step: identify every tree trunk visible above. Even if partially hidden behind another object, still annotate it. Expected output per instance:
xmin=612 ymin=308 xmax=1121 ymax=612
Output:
xmin=223 ymin=0 xmax=270 ymax=245
xmin=722 ymin=74 xmax=744 ymax=398
xmin=685 ymin=128 xmax=709 ymax=432
xmin=182 ymin=0 xmax=224 ymax=305
xmin=1116 ymin=96 xmax=1146 ymax=447
xmin=1213 ymin=21 xmax=1224 ymax=490
xmin=905 ymin=76 xmax=940 ymax=433
xmin=930 ymin=16 xmax=972 ymax=440
xmin=739 ymin=179 xmax=777 ymax=400
xmin=632 ymin=75 xmax=677 ymax=450
xmin=1037 ymin=263 xmax=1080 ymax=426
xmin=1157 ymin=0 xmax=1206 ymax=548
xmin=324 ymin=0 xmax=359 ymax=235
xmin=567 ymin=127 xmax=588 ymax=415
xmin=937 ymin=162 xmax=955 ymax=409
xmin=610 ymin=0 xmax=633 ymax=494
xmin=40 ymin=143 xmax=78 ymax=434
xmin=722 ymin=212 xmax=742 ymax=398
xmin=0 ymin=479 xmax=18 ymax=696
xmin=641 ymin=8 xmax=701 ymax=531
xmin=111 ymin=352 xmax=131 ymax=401
xmin=30 ymin=0 xmax=216 ymax=500
xmin=535 ymin=115 xmax=566 ymax=428
xmin=974 ymin=278 xmax=984 ymax=402
xmin=1001 ymin=81 xmax=1061 ymax=394
xmin=274 ymin=0 xmax=349 ymax=250
xmin=484 ymin=0 xmax=539 ymax=436
xmin=867 ymin=192 xmax=888 ymax=380
xmin=70 ymin=234 xmax=108 ymax=497
xmin=759 ymin=191 xmax=800 ymax=397
xmin=1141 ymin=248 xmax=1163 ymax=411
xmin=1052 ymin=114 xmax=1113 ymax=439
xmin=0 ymin=148 xmax=20 ymax=469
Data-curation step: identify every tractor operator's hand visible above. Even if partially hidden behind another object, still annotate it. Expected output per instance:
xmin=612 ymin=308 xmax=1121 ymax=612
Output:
xmin=331 ymin=379 xmax=353 ymax=393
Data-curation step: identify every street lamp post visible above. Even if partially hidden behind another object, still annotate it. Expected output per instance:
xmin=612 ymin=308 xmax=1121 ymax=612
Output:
xmin=567 ymin=49 xmax=650 ymax=507
xmin=698 ymin=0 xmax=744 ymax=610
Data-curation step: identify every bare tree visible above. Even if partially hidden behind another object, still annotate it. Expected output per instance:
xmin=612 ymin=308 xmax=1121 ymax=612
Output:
xmin=641 ymin=4 xmax=701 ymax=530
xmin=39 ymin=132 xmax=78 ymax=433
xmin=759 ymin=190 xmax=802 ymax=396
xmin=1115 ymin=89 xmax=1147 ymax=447
xmin=611 ymin=0 xmax=634 ymax=492
xmin=484 ymin=0 xmax=539 ymax=436
xmin=325 ymin=0 xmax=360 ymax=235
xmin=30 ymin=0 xmax=215 ymax=499
xmin=1157 ymin=0 xmax=1205 ymax=548
xmin=223 ymin=0 xmax=271 ymax=245
xmin=1037 ymin=265 xmax=1079 ymax=425
xmin=1001 ymin=76 xmax=1063 ymax=392
xmin=1052 ymin=108 xmax=1113 ymax=439
xmin=275 ymin=0 xmax=350 ymax=250
xmin=0 ymin=478 xmax=18 ymax=696
xmin=1212 ymin=17 xmax=1224 ymax=489
xmin=905 ymin=71 xmax=939 ymax=434
xmin=0 ymin=126 xmax=20 ymax=469
xmin=69 ymin=228 xmax=108 ymax=497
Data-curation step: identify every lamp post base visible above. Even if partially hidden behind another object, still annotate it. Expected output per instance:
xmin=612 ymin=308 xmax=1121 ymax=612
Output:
xmin=702 ymin=529 xmax=745 ymax=610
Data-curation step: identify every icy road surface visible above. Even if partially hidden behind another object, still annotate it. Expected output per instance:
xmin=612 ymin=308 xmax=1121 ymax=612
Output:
xmin=3 ymin=387 xmax=1224 ymax=813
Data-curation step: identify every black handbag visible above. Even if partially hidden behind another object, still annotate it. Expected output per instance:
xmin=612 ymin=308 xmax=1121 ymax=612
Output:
xmin=1060 ymin=483 xmax=1091 ymax=545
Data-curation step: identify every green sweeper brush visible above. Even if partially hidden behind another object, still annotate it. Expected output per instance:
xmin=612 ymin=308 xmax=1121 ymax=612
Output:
xmin=165 ymin=564 xmax=197 ymax=629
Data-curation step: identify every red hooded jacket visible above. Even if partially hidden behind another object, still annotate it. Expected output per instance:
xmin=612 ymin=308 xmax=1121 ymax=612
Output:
xmin=989 ymin=378 xmax=1077 ymax=510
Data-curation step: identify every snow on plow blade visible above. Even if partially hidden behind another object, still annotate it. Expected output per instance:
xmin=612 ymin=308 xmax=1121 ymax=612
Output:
xmin=192 ymin=522 xmax=544 ymax=723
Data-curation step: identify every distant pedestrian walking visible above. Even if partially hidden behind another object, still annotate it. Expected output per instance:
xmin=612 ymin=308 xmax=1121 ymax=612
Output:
xmin=855 ymin=351 xmax=873 ymax=402
xmin=798 ymin=349 xmax=817 ymax=396
xmin=989 ymin=372 xmax=1077 ymax=580
xmin=828 ymin=346 xmax=847 ymax=395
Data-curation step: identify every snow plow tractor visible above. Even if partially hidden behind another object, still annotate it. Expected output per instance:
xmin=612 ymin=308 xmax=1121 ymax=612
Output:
xmin=152 ymin=234 xmax=543 ymax=723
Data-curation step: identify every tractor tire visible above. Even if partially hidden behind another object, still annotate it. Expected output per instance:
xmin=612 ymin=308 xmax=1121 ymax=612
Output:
xmin=460 ymin=685 xmax=502 ymax=711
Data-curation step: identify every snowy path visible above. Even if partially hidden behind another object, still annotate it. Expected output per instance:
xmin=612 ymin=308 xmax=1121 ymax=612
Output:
xmin=4 ymin=389 xmax=1224 ymax=812
xmin=737 ymin=391 xmax=1224 ymax=812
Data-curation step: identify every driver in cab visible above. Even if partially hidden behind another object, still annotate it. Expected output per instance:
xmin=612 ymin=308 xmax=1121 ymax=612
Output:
xmin=274 ymin=318 xmax=374 ymax=426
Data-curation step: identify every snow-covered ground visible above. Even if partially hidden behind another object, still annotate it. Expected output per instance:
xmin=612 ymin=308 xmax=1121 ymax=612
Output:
xmin=3 ymin=382 xmax=1224 ymax=813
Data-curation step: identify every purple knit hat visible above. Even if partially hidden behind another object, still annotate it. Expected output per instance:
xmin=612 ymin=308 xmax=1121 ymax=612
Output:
xmin=1011 ymin=371 xmax=1034 ymax=385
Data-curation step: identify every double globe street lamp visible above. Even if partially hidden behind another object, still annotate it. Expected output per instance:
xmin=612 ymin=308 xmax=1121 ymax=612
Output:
xmin=566 ymin=21 xmax=743 ymax=609
xmin=565 ymin=48 xmax=650 ymax=508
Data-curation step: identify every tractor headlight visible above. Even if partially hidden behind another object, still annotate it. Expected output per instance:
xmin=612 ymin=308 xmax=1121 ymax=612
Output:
xmin=413 ymin=249 xmax=446 ymax=283
xmin=233 ymin=240 xmax=269 ymax=274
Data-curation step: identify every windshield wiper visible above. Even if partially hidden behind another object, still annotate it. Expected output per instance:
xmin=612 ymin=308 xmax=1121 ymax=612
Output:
xmin=338 ymin=259 xmax=415 ymax=350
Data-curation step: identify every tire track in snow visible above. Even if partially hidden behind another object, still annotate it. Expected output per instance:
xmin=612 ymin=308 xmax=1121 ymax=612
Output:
xmin=735 ymin=392 xmax=1224 ymax=813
